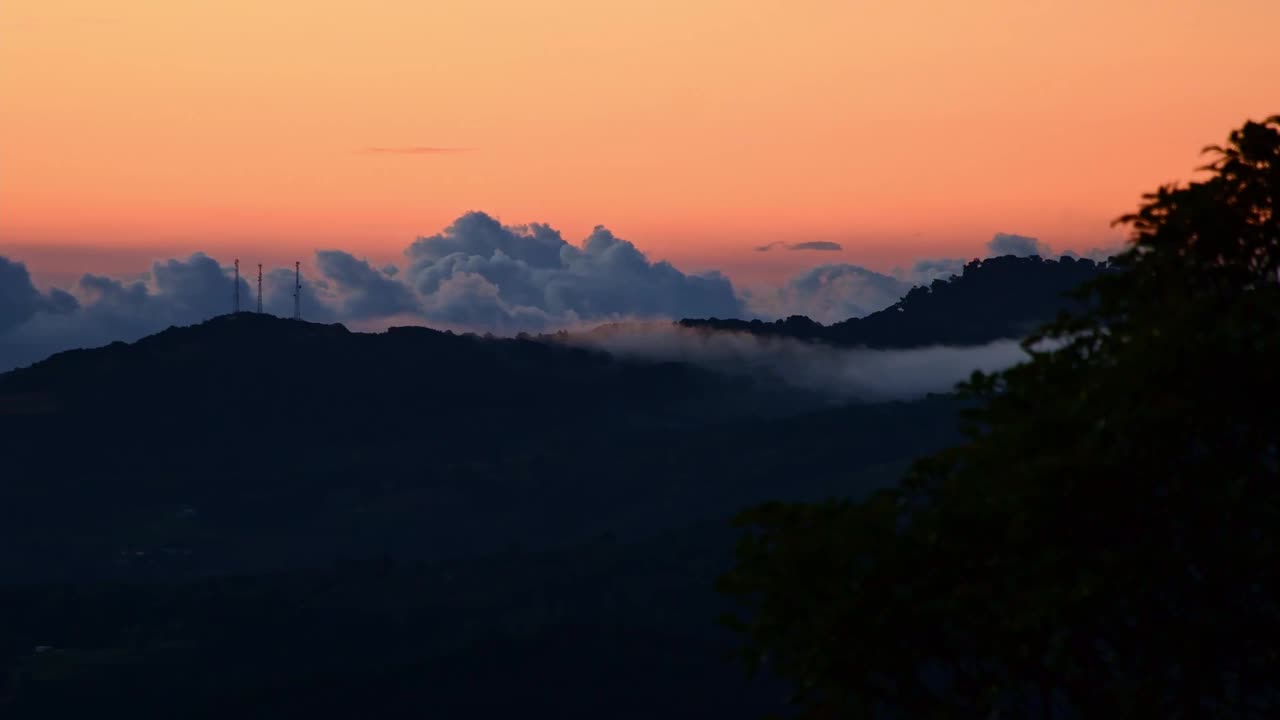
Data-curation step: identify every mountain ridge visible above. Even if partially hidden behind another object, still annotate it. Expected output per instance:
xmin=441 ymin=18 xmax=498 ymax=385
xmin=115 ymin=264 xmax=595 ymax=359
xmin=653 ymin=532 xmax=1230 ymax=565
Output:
xmin=0 ymin=253 xmax=1106 ymax=718
xmin=1 ymin=254 xmax=1109 ymax=389
xmin=680 ymin=254 xmax=1108 ymax=347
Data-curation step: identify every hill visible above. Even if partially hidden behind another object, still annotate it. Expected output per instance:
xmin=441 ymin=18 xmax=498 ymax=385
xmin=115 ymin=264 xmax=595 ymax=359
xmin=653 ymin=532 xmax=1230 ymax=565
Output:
xmin=0 ymin=314 xmax=964 ymax=719
xmin=0 ymin=257 xmax=1100 ymax=718
xmin=0 ymin=312 xmax=965 ymax=583
xmin=680 ymin=254 xmax=1108 ymax=347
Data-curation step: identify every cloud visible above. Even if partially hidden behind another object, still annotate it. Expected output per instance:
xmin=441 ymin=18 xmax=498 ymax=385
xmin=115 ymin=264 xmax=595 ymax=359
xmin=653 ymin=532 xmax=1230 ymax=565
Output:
xmin=0 ymin=257 xmax=78 ymax=334
xmin=790 ymin=241 xmax=843 ymax=251
xmin=0 ymin=214 xmax=1120 ymax=373
xmin=987 ymin=232 xmax=1051 ymax=258
xmin=754 ymin=241 xmax=844 ymax=252
xmin=896 ymin=258 xmax=968 ymax=284
xmin=743 ymin=264 xmax=912 ymax=324
xmin=315 ymin=251 xmax=419 ymax=318
xmin=0 ymin=213 xmax=743 ymax=370
xmin=261 ymin=267 xmax=338 ymax=323
xmin=565 ymin=323 xmax=1031 ymax=402
xmin=401 ymin=212 xmax=743 ymax=329
xmin=0 ymin=253 xmax=252 ymax=371
xmin=419 ymin=272 xmax=555 ymax=332
xmin=360 ymin=146 xmax=472 ymax=155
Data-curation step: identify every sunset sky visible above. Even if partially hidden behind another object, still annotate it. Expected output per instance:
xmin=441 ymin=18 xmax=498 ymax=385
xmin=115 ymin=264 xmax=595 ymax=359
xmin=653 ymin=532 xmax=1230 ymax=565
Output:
xmin=3 ymin=0 xmax=1279 ymax=287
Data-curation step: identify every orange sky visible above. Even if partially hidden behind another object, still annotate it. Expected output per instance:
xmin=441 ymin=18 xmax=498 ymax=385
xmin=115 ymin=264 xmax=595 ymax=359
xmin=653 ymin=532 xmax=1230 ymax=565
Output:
xmin=2 ymin=0 xmax=1278 ymax=285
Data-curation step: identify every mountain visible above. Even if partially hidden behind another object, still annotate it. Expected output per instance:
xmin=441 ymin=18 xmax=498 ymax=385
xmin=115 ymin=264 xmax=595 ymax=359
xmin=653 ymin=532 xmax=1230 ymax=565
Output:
xmin=0 ymin=257 xmax=1100 ymax=718
xmin=0 ymin=314 xmax=963 ymax=720
xmin=680 ymin=254 xmax=1108 ymax=347
xmin=0 ymin=312 xmax=964 ymax=584
xmin=0 ymin=312 xmax=757 ymax=428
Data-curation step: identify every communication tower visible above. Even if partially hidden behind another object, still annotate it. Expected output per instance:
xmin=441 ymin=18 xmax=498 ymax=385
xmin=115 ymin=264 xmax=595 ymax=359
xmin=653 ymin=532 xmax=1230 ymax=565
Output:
xmin=293 ymin=261 xmax=301 ymax=320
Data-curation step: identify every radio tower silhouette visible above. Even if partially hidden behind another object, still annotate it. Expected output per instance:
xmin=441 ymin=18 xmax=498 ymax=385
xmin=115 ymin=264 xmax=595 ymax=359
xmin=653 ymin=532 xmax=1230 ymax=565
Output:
xmin=257 ymin=264 xmax=263 ymax=314
xmin=292 ymin=261 xmax=301 ymax=320
xmin=233 ymin=259 xmax=240 ymax=314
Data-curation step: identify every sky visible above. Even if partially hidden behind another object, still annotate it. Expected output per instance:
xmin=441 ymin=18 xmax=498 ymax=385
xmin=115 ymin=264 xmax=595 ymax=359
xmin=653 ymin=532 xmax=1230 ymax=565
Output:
xmin=3 ymin=0 xmax=1278 ymax=286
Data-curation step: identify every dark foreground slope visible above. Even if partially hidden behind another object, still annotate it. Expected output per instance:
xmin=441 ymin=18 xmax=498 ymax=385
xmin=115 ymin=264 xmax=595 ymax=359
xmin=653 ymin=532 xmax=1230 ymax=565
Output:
xmin=1 ymin=521 xmax=803 ymax=719
xmin=0 ymin=313 xmax=968 ymax=718
xmin=0 ymin=252 xmax=1105 ymax=718
xmin=682 ymin=254 xmax=1107 ymax=347
xmin=0 ymin=248 xmax=1115 ymax=719
xmin=0 ymin=313 xmax=960 ymax=583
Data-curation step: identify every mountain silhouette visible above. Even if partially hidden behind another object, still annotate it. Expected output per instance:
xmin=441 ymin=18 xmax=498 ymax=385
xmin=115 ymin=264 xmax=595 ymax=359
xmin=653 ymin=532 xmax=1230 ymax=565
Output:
xmin=0 ymin=311 xmax=773 ymax=428
xmin=681 ymin=254 xmax=1108 ymax=346
xmin=0 ymin=255 xmax=1101 ymax=719
xmin=0 ymin=311 xmax=969 ymax=583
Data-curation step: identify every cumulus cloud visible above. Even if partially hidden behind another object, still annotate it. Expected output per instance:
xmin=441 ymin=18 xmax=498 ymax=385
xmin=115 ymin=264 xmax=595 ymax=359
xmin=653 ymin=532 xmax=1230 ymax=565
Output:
xmin=743 ymin=264 xmax=912 ymax=324
xmin=398 ymin=212 xmax=742 ymax=329
xmin=0 ymin=214 xmax=1122 ymax=373
xmin=0 ymin=253 xmax=252 ymax=371
xmin=259 ymin=267 xmax=337 ymax=323
xmin=987 ymin=232 xmax=1051 ymax=258
xmin=0 ymin=213 xmax=744 ymax=370
xmin=315 ymin=251 xmax=419 ymax=318
xmin=754 ymin=241 xmax=844 ymax=252
xmin=567 ymin=323 xmax=1031 ymax=402
xmin=894 ymin=258 xmax=968 ymax=285
xmin=0 ymin=257 xmax=78 ymax=334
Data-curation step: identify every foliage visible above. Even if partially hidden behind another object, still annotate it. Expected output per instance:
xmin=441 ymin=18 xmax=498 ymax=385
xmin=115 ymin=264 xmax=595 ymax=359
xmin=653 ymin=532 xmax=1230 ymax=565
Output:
xmin=718 ymin=116 xmax=1280 ymax=718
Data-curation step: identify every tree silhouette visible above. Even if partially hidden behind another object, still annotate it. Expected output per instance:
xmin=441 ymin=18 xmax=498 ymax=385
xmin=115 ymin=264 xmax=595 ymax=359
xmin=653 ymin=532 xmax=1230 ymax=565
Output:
xmin=718 ymin=116 xmax=1280 ymax=718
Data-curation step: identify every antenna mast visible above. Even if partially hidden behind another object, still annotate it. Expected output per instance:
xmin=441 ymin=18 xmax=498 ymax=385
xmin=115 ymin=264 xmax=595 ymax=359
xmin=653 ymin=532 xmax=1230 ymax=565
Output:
xmin=233 ymin=259 xmax=240 ymax=314
xmin=257 ymin=264 xmax=263 ymax=313
xmin=293 ymin=261 xmax=301 ymax=320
